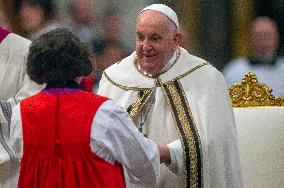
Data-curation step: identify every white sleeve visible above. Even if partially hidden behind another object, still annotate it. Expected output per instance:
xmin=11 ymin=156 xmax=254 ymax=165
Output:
xmin=10 ymin=104 xmax=23 ymax=160
xmin=90 ymin=100 xmax=160 ymax=187
xmin=166 ymin=139 xmax=183 ymax=175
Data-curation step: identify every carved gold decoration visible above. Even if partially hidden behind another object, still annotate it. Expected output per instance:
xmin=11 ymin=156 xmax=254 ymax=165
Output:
xmin=229 ymin=72 xmax=284 ymax=107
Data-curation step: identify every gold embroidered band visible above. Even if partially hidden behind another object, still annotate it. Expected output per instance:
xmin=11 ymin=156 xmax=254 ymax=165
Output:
xmin=127 ymin=89 xmax=153 ymax=119
xmin=162 ymin=80 xmax=203 ymax=188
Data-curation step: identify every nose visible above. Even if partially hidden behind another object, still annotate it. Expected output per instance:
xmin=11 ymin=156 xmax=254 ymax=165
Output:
xmin=142 ymin=39 xmax=153 ymax=52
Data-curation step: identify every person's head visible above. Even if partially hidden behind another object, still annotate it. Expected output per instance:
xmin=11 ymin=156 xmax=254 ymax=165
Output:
xmin=69 ymin=0 xmax=94 ymax=26
xmin=250 ymin=17 xmax=279 ymax=60
xmin=136 ymin=4 xmax=182 ymax=76
xmin=19 ymin=0 xmax=56 ymax=32
xmin=0 ymin=0 xmax=11 ymax=30
xmin=97 ymin=43 xmax=127 ymax=71
xmin=102 ymin=9 xmax=123 ymax=42
xmin=27 ymin=28 xmax=93 ymax=85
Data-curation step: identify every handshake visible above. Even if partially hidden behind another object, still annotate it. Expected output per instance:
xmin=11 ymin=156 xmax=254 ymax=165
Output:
xmin=158 ymin=145 xmax=171 ymax=164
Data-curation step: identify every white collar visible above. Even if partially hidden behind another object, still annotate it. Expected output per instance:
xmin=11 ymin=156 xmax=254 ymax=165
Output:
xmin=135 ymin=48 xmax=181 ymax=78
xmin=161 ymin=50 xmax=177 ymax=73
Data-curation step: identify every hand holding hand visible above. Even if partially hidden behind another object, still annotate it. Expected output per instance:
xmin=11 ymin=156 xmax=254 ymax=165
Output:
xmin=158 ymin=145 xmax=171 ymax=164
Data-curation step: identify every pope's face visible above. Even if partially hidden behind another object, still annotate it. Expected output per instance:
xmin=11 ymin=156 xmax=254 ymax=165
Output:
xmin=135 ymin=10 xmax=181 ymax=76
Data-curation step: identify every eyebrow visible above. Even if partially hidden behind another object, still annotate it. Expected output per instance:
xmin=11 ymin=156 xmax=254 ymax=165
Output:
xmin=136 ymin=31 xmax=161 ymax=37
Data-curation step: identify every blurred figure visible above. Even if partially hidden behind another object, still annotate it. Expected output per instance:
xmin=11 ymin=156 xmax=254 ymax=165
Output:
xmin=179 ymin=23 xmax=192 ymax=52
xmin=93 ymin=9 xmax=129 ymax=92
xmin=0 ymin=0 xmax=11 ymax=30
xmin=69 ymin=0 xmax=99 ymax=44
xmin=0 ymin=19 xmax=42 ymax=188
xmin=223 ymin=17 xmax=284 ymax=96
xmin=19 ymin=0 xmax=59 ymax=40
xmin=68 ymin=0 xmax=102 ymax=92
xmin=96 ymin=43 xmax=126 ymax=72
xmin=99 ymin=9 xmax=130 ymax=56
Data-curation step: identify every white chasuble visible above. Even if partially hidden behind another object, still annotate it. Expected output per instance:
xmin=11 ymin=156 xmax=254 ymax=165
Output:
xmin=98 ymin=47 xmax=243 ymax=188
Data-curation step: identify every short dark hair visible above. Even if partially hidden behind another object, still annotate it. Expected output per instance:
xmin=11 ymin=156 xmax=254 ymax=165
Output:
xmin=27 ymin=28 xmax=93 ymax=84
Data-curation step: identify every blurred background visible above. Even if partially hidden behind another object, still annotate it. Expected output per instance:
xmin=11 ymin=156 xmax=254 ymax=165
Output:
xmin=1 ymin=0 xmax=283 ymax=72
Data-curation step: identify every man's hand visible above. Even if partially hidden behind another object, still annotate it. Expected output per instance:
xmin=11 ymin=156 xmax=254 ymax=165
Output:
xmin=158 ymin=145 xmax=171 ymax=164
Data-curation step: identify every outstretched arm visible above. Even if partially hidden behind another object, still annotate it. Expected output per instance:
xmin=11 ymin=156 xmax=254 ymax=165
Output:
xmin=90 ymin=100 xmax=160 ymax=187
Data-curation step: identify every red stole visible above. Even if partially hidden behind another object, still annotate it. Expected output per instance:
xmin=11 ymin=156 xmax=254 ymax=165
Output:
xmin=0 ymin=27 xmax=10 ymax=43
xmin=18 ymin=90 xmax=126 ymax=188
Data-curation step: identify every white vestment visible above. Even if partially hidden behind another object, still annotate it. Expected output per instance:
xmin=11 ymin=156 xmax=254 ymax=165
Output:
xmin=0 ymin=33 xmax=43 ymax=188
xmin=0 ymin=33 xmax=43 ymax=100
xmin=98 ymin=47 xmax=243 ymax=188
xmin=0 ymin=98 xmax=19 ymax=188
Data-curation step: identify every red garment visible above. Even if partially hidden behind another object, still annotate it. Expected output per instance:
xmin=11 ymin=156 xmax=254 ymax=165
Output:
xmin=18 ymin=89 xmax=126 ymax=188
xmin=79 ymin=76 xmax=94 ymax=92
xmin=0 ymin=27 xmax=10 ymax=43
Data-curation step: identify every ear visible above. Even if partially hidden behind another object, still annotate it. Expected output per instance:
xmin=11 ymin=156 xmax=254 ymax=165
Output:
xmin=173 ymin=32 xmax=183 ymax=49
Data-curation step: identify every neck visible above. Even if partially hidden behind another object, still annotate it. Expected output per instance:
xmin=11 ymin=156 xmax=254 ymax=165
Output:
xmin=45 ymin=80 xmax=82 ymax=89
xmin=135 ymin=48 xmax=181 ymax=78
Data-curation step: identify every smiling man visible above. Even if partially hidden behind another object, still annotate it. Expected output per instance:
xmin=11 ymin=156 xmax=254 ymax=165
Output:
xmin=98 ymin=4 xmax=243 ymax=188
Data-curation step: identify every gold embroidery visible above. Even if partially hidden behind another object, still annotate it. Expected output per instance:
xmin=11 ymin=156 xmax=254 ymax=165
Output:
xmin=103 ymin=54 xmax=208 ymax=91
xmin=179 ymin=81 xmax=204 ymax=187
xmin=104 ymin=51 xmax=208 ymax=187
xmin=134 ymin=47 xmax=182 ymax=78
xmin=128 ymin=89 xmax=153 ymax=119
xmin=103 ymin=71 xmax=153 ymax=91
xmin=160 ymin=82 xmax=188 ymax=187
xmin=164 ymin=62 xmax=209 ymax=85
xmin=229 ymin=72 xmax=284 ymax=107
xmin=162 ymin=80 xmax=203 ymax=188
xmin=168 ymin=83 xmax=198 ymax=187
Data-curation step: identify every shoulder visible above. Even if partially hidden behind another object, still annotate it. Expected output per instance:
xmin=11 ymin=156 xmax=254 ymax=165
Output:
xmin=64 ymin=91 xmax=109 ymax=106
xmin=178 ymin=48 xmax=208 ymax=69
xmin=94 ymin=99 xmax=130 ymax=127
xmin=160 ymin=48 xmax=209 ymax=82
xmin=97 ymin=99 xmax=124 ymax=114
xmin=5 ymin=33 xmax=31 ymax=48
xmin=275 ymin=56 xmax=284 ymax=65
xmin=193 ymin=63 xmax=226 ymax=87
xmin=87 ymin=92 xmax=109 ymax=103
xmin=2 ymin=33 xmax=31 ymax=57
xmin=180 ymin=48 xmax=207 ymax=64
